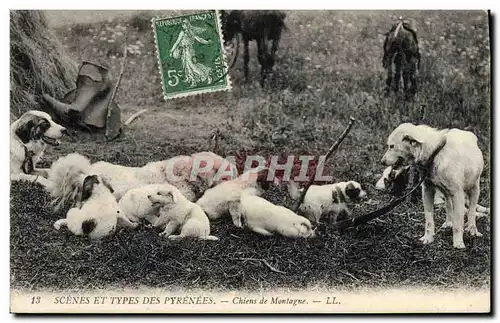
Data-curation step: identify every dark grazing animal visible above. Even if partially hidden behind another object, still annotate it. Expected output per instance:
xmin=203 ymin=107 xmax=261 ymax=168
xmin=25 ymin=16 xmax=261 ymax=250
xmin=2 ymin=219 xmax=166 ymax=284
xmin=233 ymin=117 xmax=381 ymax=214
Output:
xmin=221 ymin=10 xmax=286 ymax=87
xmin=382 ymin=18 xmax=420 ymax=99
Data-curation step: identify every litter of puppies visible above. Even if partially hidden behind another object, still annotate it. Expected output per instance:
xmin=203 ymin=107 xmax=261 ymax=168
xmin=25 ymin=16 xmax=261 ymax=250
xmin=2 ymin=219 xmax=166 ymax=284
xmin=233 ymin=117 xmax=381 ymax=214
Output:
xmin=9 ymin=14 xmax=489 ymax=251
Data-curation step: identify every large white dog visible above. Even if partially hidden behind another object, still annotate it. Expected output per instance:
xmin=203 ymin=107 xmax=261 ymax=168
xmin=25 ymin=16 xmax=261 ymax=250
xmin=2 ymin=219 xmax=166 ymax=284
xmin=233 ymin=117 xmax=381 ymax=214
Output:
xmin=381 ymin=123 xmax=486 ymax=249
xmin=88 ymin=151 xmax=237 ymax=201
xmin=228 ymin=188 xmax=316 ymax=238
xmin=11 ymin=110 xmax=67 ymax=187
xmin=49 ymin=153 xmax=137 ymax=239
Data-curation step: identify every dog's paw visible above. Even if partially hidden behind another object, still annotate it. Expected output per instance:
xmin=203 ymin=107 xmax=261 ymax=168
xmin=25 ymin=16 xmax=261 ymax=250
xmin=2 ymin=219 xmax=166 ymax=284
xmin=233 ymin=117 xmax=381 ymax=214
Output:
xmin=440 ymin=221 xmax=453 ymax=229
xmin=476 ymin=212 xmax=488 ymax=219
xmin=131 ymin=222 xmax=139 ymax=229
xmin=465 ymin=225 xmax=483 ymax=237
xmin=53 ymin=220 xmax=65 ymax=230
xmin=419 ymin=234 xmax=434 ymax=245
xmin=453 ymin=241 xmax=466 ymax=249
xmin=168 ymin=235 xmax=182 ymax=240
xmin=202 ymin=235 xmax=219 ymax=241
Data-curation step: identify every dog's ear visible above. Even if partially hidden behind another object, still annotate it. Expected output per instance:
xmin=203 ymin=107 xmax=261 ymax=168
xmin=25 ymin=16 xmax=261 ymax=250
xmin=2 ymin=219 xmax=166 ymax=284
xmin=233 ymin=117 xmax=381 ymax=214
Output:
xmin=256 ymin=168 xmax=271 ymax=190
xmin=168 ymin=191 xmax=177 ymax=204
xmin=16 ymin=116 xmax=50 ymax=143
xmin=345 ymin=182 xmax=361 ymax=200
xmin=158 ymin=190 xmax=177 ymax=204
xmin=402 ymin=134 xmax=423 ymax=146
xmin=100 ymin=176 xmax=114 ymax=194
xmin=301 ymin=221 xmax=311 ymax=230
xmin=15 ymin=119 xmax=36 ymax=143
xmin=32 ymin=118 xmax=50 ymax=140
xmin=81 ymin=219 xmax=97 ymax=235
xmin=81 ymin=175 xmax=99 ymax=202
xmin=228 ymin=201 xmax=243 ymax=228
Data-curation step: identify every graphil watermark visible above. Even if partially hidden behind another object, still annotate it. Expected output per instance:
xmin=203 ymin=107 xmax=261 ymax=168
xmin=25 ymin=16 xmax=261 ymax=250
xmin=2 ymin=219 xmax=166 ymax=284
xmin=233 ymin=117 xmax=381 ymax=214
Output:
xmin=177 ymin=155 xmax=334 ymax=183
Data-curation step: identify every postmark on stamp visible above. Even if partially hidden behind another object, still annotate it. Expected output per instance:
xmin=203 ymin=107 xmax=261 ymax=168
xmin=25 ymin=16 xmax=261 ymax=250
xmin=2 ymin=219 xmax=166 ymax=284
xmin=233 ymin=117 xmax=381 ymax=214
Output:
xmin=152 ymin=10 xmax=231 ymax=100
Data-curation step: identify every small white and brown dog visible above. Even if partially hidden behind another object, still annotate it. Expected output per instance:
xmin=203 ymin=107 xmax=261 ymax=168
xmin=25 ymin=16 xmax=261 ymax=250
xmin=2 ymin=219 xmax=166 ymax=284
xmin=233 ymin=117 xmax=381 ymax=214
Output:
xmin=10 ymin=110 xmax=67 ymax=187
xmin=49 ymin=153 xmax=137 ymax=239
xmin=118 ymin=183 xmax=178 ymax=224
xmin=375 ymin=165 xmax=489 ymax=215
xmin=288 ymin=180 xmax=367 ymax=224
xmin=381 ymin=123 xmax=486 ymax=249
xmin=196 ymin=167 xmax=276 ymax=221
xmin=228 ymin=188 xmax=316 ymax=238
xmin=148 ymin=186 xmax=219 ymax=241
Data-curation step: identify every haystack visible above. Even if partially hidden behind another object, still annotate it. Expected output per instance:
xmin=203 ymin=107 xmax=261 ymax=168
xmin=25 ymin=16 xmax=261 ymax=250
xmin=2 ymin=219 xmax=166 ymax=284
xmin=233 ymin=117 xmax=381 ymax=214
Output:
xmin=10 ymin=10 xmax=77 ymax=120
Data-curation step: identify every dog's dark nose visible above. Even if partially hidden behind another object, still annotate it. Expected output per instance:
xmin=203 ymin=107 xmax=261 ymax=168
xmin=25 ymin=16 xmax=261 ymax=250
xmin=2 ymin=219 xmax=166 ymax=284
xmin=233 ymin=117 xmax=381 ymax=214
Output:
xmin=147 ymin=195 xmax=151 ymax=198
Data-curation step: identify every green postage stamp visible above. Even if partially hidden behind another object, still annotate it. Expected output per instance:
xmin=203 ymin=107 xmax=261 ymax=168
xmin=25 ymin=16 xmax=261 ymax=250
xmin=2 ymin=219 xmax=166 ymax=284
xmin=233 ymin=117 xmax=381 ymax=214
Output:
xmin=152 ymin=10 xmax=231 ymax=100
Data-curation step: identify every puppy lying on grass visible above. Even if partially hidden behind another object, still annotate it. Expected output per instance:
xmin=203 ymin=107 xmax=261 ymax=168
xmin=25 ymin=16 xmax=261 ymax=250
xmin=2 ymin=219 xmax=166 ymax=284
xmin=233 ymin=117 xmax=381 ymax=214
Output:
xmin=196 ymin=167 xmax=274 ymax=221
xmin=118 ymin=183 xmax=178 ymax=225
xmin=228 ymin=188 xmax=316 ymax=238
xmin=49 ymin=153 xmax=137 ymax=239
xmin=148 ymin=187 xmax=218 ymax=241
xmin=288 ymin=180 xmax=367 ymax=224
xmin=375 ymin=165 xmax=490 ymax=216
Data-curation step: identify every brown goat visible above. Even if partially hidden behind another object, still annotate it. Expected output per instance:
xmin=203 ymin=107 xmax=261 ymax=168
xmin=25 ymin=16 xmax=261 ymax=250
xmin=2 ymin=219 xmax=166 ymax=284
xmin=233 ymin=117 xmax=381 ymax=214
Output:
xmin=221 ymin=10 xmax=286 ymax=87
xmin=382 ymin=19 xmax=420 ymax=99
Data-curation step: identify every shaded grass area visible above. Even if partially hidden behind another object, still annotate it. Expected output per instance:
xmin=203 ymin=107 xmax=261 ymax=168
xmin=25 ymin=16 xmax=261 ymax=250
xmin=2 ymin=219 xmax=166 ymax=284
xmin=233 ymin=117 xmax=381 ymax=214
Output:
xmin=11 ymin=10 xmax=491 ymax=291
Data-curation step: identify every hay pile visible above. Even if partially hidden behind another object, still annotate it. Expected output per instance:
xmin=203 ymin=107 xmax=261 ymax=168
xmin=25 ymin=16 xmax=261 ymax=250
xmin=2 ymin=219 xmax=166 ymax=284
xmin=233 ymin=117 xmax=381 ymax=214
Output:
xmin=10 ymin=10 xmax=77 ymax=119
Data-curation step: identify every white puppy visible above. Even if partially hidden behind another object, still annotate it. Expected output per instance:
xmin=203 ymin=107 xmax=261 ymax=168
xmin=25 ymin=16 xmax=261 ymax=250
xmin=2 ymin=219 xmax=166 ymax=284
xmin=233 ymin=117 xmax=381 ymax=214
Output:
xmin=118 ymin=183 xmax=177 ymax=224
xmin=228 ymin=188 xmax=316 ymax=238
xmin=148 ymin=186 xmax=218 ymax=241
xmin=375 ymin=165 xmax=489 ymax=215
xmin=288 ymin=180 xmax=367 ymax=223
xmin=10 ymin=110 xmax=66 ymax=187
xmin=196 ymin=167 xmax=274 ymax=220
xmin=49 ymin=154 xmax=137 ymax=239
xmin=381 ymin=123 xmax=486 ymax=249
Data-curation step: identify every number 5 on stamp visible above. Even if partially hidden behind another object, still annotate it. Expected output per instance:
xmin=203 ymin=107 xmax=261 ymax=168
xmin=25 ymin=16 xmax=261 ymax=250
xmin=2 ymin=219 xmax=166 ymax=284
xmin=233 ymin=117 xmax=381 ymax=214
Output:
xmin=152 ymin=10 xmax=232 ymax=100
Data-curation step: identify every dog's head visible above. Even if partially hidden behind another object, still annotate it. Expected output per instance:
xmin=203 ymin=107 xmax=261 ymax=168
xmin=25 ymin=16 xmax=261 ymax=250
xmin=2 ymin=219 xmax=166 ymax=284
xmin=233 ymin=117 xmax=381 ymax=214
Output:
xmin=375 ymin=165 xmax=410 ymax=196
xmin=381 ymin=123 xmax=422 ymax=166
xmin=343 ymin=181 xmax=367 ymax=202
xmin=147 ymin=188 xmax=177 ymax=208
xmin=295 ymin=217 xmax=316 ymax=238
xmin=14 ymin=110 xmax=66 ymax=146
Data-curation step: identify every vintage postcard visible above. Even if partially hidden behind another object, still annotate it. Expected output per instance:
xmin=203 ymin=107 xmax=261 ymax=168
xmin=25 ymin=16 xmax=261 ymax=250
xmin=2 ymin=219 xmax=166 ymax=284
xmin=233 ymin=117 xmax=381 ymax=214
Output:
xmin=9 ymin=9 xmax=491 ymax=314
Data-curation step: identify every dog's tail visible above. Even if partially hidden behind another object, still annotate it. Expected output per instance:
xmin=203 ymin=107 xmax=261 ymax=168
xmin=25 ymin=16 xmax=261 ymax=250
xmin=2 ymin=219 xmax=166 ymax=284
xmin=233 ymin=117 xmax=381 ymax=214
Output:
xmin=287 ymin=180 xmax=302 ymax=200
xmin=47 ymin=153 xmax=92 ymax=212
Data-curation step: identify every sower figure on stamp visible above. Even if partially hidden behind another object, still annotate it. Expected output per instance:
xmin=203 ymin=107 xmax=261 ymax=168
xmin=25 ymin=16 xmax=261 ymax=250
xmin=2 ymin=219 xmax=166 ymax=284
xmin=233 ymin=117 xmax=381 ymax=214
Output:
xmin=170 ymin=19 xmax=213 ymax=87
xmin=382 ymin=17 xmax=420 ymax=100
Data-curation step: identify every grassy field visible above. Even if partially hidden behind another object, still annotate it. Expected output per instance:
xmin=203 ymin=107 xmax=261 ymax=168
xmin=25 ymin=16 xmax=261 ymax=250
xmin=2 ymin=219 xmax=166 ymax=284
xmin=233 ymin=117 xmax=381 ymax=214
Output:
xmin=10 ymin=10 xmax=491 ymax=291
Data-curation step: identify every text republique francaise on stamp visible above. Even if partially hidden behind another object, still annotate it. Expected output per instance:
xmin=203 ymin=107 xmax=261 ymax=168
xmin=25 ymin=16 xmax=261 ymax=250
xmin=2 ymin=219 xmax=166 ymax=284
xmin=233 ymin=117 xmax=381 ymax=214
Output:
xmin=152 ymin=10 xmax=231 ymax=100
